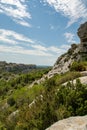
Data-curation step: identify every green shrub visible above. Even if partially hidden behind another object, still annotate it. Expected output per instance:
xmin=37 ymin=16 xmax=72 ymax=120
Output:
xmin=55 ymin=71 xmax=81 ymax=85
xmin=7 ymin=97 xmax=15 ymax=106
xmin=70 ymin=62 xmax=86 ymax=71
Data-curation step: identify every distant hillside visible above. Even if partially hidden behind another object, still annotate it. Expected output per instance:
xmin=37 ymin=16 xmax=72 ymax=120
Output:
xmin=0 ymin=61 xmax=36 ymax=73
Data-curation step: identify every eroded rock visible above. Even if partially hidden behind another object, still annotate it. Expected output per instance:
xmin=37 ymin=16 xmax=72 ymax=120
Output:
xmin=78 ymin=22 xmax=87 ymax=42
xmin=47 ymin=22 xmax=87 ymax=77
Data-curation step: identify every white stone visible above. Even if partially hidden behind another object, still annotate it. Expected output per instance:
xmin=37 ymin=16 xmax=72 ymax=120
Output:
xmin=46 ymin=116 xmax=87 ymax=130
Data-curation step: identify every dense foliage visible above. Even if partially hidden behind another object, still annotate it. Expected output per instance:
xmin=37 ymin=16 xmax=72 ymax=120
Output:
xmin=0 ymin=68 xmax=87 ymax=130
xmin=70 ymin=61 xmax=87 ymax=71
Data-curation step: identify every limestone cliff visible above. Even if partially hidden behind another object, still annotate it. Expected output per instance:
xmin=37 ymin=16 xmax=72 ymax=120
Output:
xmin=0 ymin=61 xmax=36 ymax=73
xmin=48 ymin=22 xmax=87 ymax=78
xmin=77 ymin=22 xmax=87 ymax=60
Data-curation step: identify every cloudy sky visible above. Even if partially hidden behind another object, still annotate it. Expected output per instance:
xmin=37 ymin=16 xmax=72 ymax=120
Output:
xmin=0 ymin=0 xmax=87 ymax=65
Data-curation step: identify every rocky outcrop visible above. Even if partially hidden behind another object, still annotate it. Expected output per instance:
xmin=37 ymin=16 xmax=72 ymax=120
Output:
xmin=78 ymin=22 xmax=87 ymax=42
xmin=63 ymin=76 xmax=87 ymax=86
xmin=46 ymin=115 xmax=87 ymax=130
xmin=47 ymin=22 xmax=87 ymax=78
xmin=77 ymin=22 xmax=87 ymax=60
xmin=47 ymin=44 xmax=80 ymax=78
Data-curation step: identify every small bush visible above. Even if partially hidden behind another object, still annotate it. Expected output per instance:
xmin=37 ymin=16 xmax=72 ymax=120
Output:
xmin=55 ymin=71 xmax=81 ymax=85
xmin=70 ymin=62 xmax=86 ymax=71
xmin=7 ymin=97 xmax=15 ymax=106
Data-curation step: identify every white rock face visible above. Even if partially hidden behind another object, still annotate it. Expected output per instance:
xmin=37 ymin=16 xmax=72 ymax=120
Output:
xmin=63 ymin=76 xmax=87 ymax=86
xmin=47 ymin=22 xmax=87 ymax=78
xmin=46 ymin=116 xmax=87 ymax=130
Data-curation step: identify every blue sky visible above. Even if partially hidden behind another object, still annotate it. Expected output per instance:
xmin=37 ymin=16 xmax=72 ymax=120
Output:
xmin=0 ymin=0 xmax=87 ymax=65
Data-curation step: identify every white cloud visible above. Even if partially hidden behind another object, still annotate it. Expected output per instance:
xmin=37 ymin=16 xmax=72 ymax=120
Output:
xmin=0 ymin=0 xmax=31 ymax=27
xmin=64 ymin=32 xmax=76 ymax=43
xmin=14 ymin=19 xmax=31 ymax=27
xmin=0 ymin=29 xmax=70 ymax=58
xmin=0 ymin=29 xmax=34 ymax=44
xmin=0 ymin=43 xmax=70 ymax=65
xmin=31 ymin=44 xmax=47 ymax=51
xmin=60 ymin=44 xmax=70 ymax=50
xmin=0 ymin=44 xmax=52 ymax=56
xmin=43 ymin=0 xmax=87 ymax=26
xmin=48 ymin=46 xmax=63 ymax=53
xmin=0 ymin=29 xmax=52 ymax=56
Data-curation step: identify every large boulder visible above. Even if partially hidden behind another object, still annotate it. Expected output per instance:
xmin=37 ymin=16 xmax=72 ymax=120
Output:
xmin=46 ymin=115 xmax=87 ymax=130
